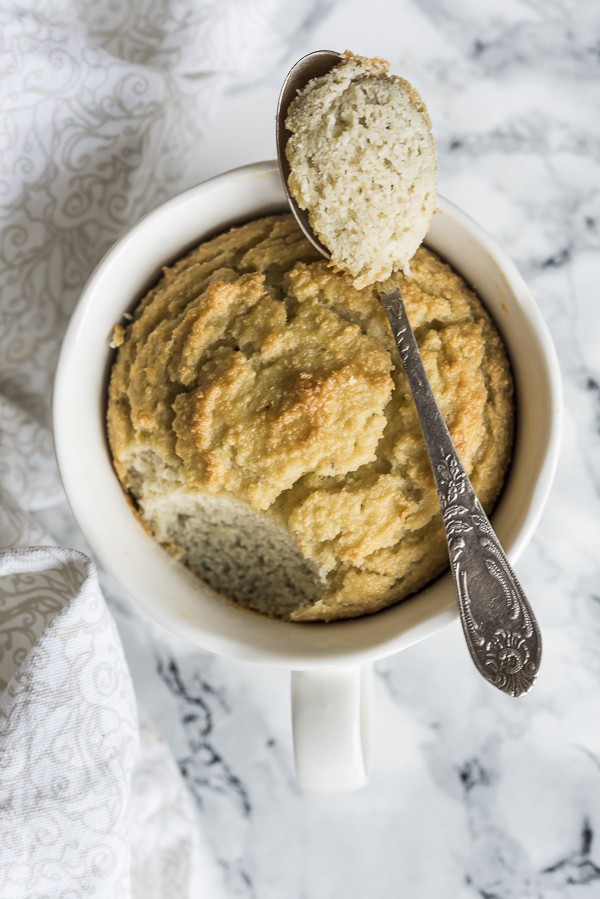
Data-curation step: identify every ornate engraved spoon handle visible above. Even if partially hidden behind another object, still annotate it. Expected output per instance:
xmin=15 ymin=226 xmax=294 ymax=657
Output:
xmin=381 ymin=288 xmax=541 ymax=697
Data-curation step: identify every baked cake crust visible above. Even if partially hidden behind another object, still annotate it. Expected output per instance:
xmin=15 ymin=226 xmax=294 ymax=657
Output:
xmin=107 ymin=214 xmax=514 ymax=621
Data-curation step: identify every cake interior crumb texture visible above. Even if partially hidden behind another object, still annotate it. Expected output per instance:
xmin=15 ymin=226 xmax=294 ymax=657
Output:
xmin=285 ymin=51 xmax=437 ymax=288
xmin=107 ymin=214 xmax=514 ymax=622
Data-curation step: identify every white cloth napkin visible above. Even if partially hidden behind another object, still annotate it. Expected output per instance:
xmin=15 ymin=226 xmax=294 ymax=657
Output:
xmin=0 ymin=547 xmax=204 ymax=898
xmin=0 ymin=0 xmax=278 ymax=894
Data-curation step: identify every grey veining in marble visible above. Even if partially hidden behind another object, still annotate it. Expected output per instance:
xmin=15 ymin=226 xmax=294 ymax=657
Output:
xmin=37 ymin=0 xmax=600 ymax=896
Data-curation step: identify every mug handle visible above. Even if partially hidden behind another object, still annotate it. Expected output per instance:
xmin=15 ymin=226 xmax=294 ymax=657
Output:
xmin=291 ymin=664 xmax=372 ymax=792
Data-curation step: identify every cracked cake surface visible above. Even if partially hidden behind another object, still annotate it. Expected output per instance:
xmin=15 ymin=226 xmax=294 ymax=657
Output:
xmin=107 ymin=213 xmax=514 ymax=621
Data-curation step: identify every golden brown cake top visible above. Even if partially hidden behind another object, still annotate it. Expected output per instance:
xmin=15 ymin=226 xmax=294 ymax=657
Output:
xmin=108 ymin=214 xmax=514 ymax=621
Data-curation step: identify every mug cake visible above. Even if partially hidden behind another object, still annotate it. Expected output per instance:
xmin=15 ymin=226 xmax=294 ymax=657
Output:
xmin=106 ymin=213 xmax=514 ymax=622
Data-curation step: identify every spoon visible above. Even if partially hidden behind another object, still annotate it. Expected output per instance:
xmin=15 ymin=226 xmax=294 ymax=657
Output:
xmin=276 ymin=51 xmax=542 ymax=697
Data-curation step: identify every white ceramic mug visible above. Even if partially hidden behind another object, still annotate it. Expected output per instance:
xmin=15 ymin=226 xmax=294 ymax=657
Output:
xmin=54 ymin=162 xmax=562 ymax=792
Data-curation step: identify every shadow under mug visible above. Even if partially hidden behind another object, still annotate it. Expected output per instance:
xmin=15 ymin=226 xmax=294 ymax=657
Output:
xmin=54 ymin=162 xmax=562 ymax=792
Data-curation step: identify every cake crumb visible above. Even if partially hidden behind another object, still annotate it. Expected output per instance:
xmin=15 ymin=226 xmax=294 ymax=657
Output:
xmin=110 ymin=323 xmax=126 ymax=349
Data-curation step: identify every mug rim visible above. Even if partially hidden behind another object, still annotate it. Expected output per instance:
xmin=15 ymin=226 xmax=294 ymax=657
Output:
xmin=53 ymin=161 xmax=562 ymax=669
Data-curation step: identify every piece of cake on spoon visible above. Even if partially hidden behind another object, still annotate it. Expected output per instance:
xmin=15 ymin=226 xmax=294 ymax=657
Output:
xmin=285 ymin=51 xmax=437 ymax=288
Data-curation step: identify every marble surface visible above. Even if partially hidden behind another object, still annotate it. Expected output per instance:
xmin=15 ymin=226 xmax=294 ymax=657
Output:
xmin=39 ymin=0 xmax=600 ymax=896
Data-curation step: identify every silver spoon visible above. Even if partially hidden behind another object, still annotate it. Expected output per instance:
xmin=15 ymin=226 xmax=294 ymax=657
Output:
xmin=276 ymin=50 xmax=541 ymax=697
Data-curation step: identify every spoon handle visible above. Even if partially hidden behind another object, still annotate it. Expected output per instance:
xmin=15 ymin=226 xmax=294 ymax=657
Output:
xmin=380 ymin=288 xmax=541 ymax=697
